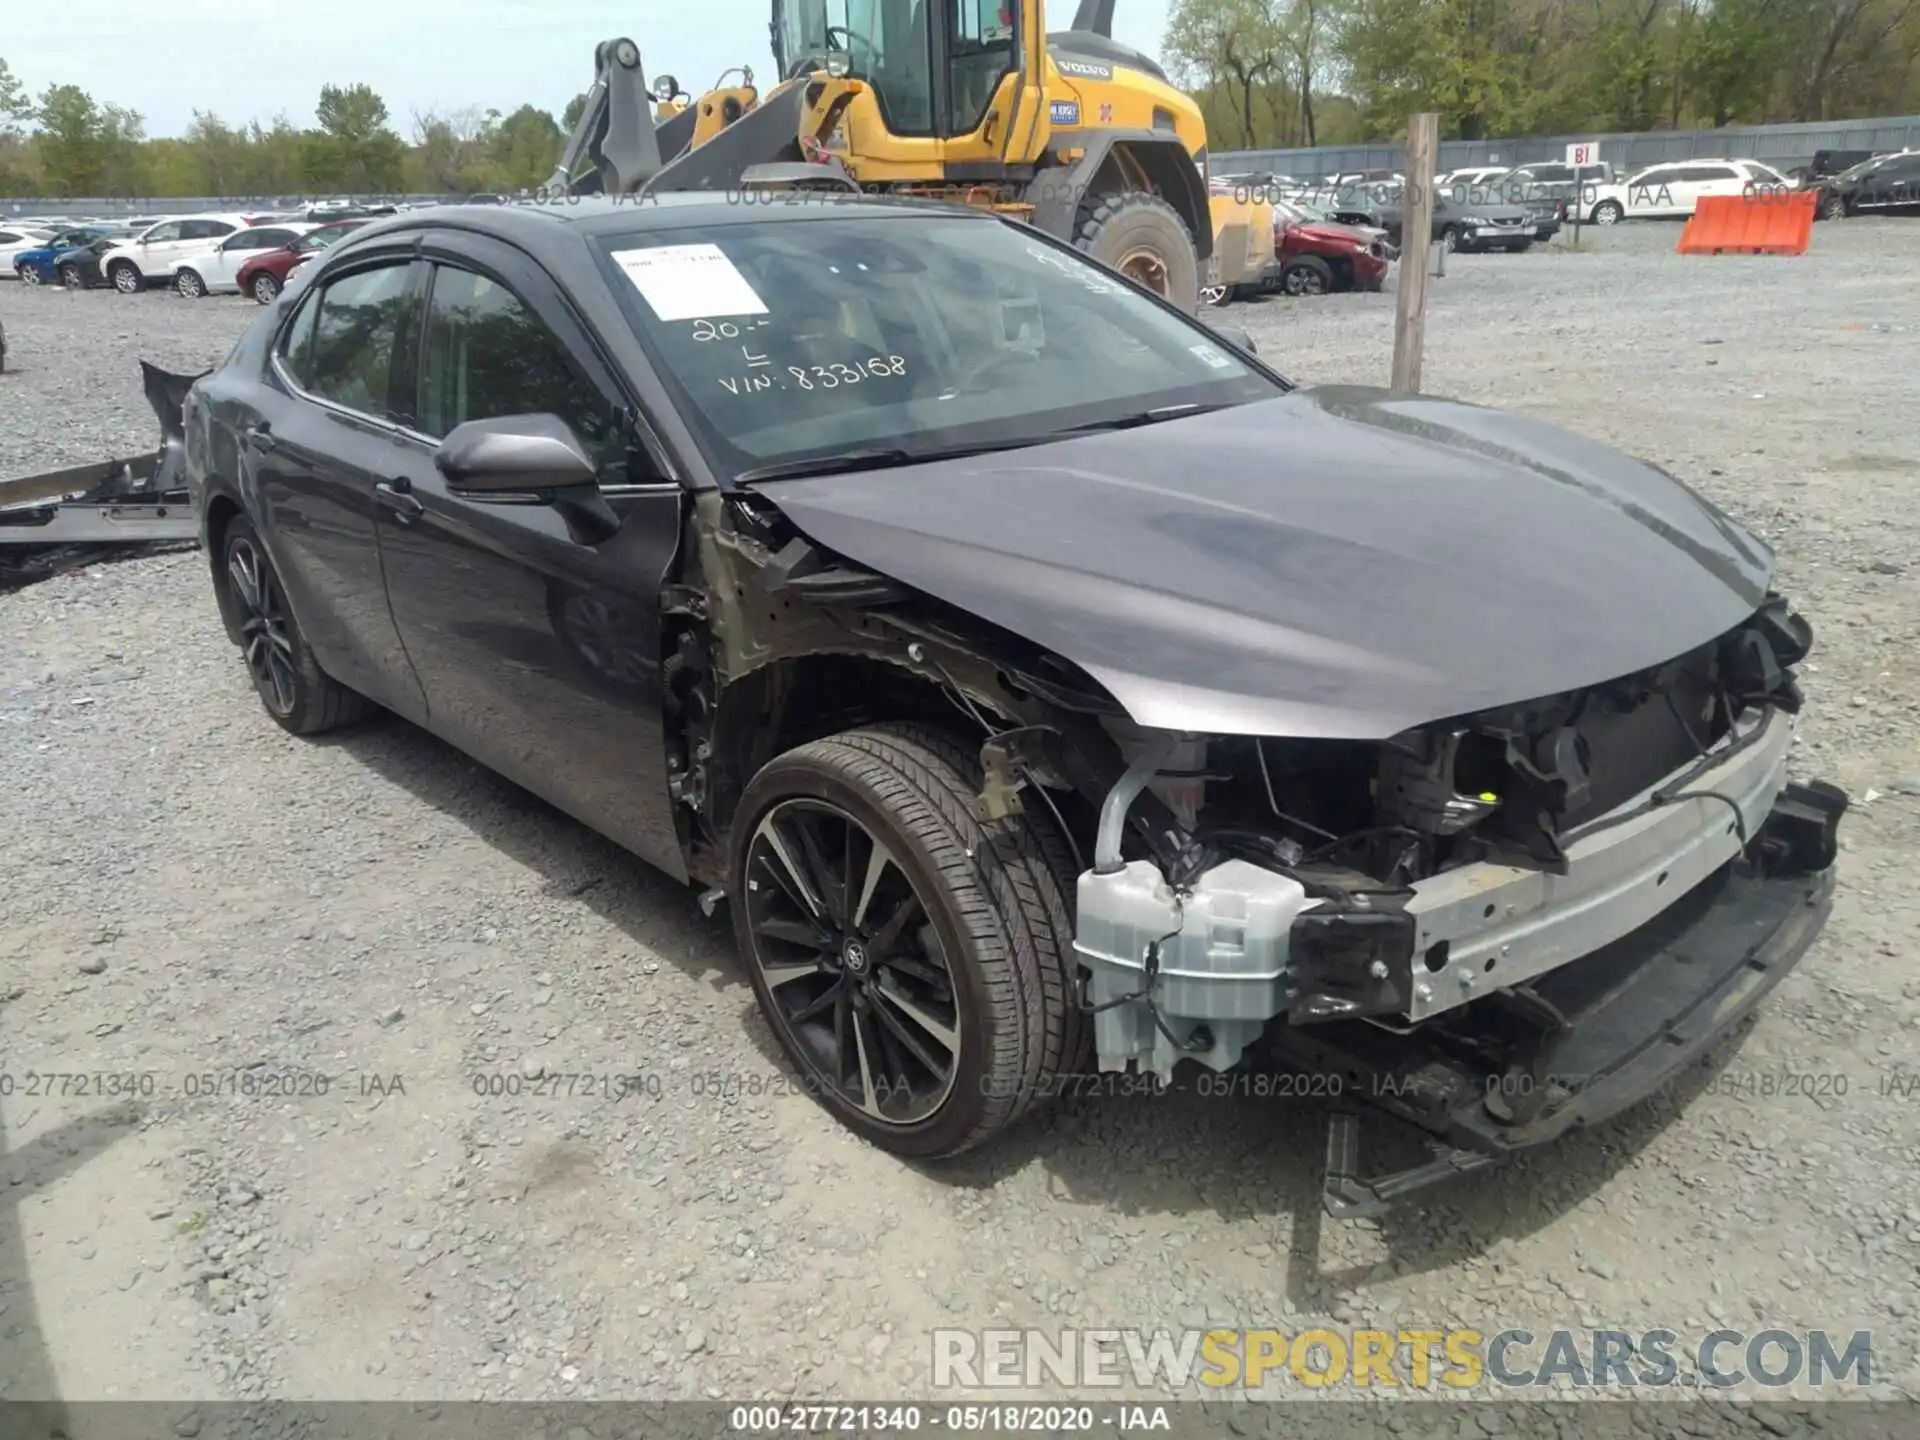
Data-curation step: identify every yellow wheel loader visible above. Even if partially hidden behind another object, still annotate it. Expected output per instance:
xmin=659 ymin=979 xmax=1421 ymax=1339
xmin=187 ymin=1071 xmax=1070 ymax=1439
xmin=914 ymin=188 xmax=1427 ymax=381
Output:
xmin=652 ymin=69 xmax=764 ymax=164
xmin=551 ymin=1 xmax=1272 ymax=313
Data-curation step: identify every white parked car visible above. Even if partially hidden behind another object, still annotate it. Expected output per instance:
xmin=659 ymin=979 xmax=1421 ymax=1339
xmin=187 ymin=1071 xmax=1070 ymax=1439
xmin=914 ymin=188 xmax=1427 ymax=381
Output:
xmin=0 ymin=224 xmax=58 ymax=273
xmin=169 ymin=223 xmax=316 ymax=298
xmin=1584 ymin=158 xmax=1794 ymax=223
xmin=97 ymin=213 xmax=277 ymax=294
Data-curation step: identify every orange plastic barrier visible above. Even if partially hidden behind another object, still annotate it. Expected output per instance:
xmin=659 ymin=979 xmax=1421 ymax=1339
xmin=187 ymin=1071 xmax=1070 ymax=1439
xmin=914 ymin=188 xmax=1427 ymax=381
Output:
xmin=1676 ymin=190 xmax=1817 ymax=255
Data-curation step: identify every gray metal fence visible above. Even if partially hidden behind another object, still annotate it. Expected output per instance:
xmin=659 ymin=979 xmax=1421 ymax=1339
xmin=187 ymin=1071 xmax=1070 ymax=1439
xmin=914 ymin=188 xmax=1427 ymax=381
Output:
xmin=1214 ymin=113 xmax=1920 ymax=179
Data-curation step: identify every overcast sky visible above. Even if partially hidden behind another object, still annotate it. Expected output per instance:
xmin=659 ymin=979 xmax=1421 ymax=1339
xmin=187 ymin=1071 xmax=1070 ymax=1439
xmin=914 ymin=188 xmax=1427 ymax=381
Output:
xmin=9 ymin=1 xmax=1178 ymax=140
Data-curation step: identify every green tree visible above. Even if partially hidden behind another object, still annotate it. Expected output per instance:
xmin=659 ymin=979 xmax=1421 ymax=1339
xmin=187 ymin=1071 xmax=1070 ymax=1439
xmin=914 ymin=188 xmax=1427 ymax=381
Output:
xmin=34 ymin=84 xmax=107 ymax=194
xmin=309 ymin=82 xmax=405 ymax=192
xmin=490 ymin=103 xmax=564 ymax=189
xmin=562 ymin=91 xmax=590 ymax=129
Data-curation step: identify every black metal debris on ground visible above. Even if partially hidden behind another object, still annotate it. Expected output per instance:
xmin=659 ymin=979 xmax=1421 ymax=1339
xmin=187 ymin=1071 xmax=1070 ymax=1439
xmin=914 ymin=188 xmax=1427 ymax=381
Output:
xmin=0 ymin=360 xmax=202 ymax=591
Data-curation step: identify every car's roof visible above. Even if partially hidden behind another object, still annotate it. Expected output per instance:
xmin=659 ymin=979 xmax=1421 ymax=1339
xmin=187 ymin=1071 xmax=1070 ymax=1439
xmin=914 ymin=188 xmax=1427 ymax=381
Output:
xmin=330 ymin=189 xmax=1001 ymax=272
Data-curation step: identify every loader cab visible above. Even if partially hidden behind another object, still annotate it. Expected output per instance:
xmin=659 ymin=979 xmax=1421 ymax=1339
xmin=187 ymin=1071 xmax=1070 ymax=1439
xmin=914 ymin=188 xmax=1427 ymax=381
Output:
xmin=771 ymin=0 xmax=1020 ymax=140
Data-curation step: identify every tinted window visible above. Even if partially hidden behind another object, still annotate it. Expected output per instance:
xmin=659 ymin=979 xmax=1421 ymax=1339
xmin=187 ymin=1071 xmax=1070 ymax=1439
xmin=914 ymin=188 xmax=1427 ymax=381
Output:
xmin=597 ymin=214 xmax=1276 ymax=477
xmin=0 ymin=231 xmax=20 ymax=245
xmin=1680 ymin=166 xmax=1738 ymax=182
xmin=277 ymin=290 xmax=322 ymax=386
xmin=225 ymin=228 xmax=296 ymax=251
xmin=296 ymin=224 xmax=363 ymax=253
xmin=303 ymin=263 xmax=413 ymax=415
xmin=141 ymin=222 xmax=183 ymax=243
xmin=415 ymin=265 xmax=624 ymax=467
xmin=179 ymin=219 xmax=237 ymax=241
xmin=1525 ymin=165 xmax=1573 ymax=182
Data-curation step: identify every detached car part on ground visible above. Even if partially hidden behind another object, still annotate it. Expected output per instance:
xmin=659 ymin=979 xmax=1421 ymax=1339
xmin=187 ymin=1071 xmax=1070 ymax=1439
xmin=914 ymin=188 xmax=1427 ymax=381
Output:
xmin=0 ymin=362 xmax=200 ymax=588
xmin=154 ymin=196 xmax=1845 ymax=1217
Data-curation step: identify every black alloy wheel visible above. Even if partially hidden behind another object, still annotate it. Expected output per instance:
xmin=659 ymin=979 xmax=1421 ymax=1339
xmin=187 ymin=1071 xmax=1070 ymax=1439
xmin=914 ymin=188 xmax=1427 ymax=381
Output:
xmin=730 ymin=724 xmax=1086 ymax=1158
xmin=225 ymin=529 xmax=299 ymax=716
xmin=745 ymin=796 xmax=963 ymax=1127
xmin=218 ymin=516 xmax=374 ymax=734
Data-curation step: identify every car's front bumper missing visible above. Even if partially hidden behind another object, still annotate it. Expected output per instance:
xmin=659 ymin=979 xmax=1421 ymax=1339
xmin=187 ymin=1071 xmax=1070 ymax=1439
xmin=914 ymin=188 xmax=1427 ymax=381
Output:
xmin=1283 ymin=844 xmax=1837 ymax=1162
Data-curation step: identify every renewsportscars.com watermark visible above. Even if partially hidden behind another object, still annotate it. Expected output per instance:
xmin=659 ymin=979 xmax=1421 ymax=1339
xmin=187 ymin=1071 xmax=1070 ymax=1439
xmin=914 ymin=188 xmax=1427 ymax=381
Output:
xmin=931 ymin=1327 xmax=1875 ymax=1392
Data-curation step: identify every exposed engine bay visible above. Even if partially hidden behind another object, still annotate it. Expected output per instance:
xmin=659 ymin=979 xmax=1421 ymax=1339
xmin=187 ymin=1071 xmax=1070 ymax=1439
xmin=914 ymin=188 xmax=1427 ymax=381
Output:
xmin=667 ymin=481 xmax=1847 ymax=1215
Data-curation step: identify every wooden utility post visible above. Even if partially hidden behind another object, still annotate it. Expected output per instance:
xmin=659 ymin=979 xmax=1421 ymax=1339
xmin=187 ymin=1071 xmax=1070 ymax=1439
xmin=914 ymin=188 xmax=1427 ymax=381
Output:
xmin=1391 ymin=112 xmax=1440 ymax=394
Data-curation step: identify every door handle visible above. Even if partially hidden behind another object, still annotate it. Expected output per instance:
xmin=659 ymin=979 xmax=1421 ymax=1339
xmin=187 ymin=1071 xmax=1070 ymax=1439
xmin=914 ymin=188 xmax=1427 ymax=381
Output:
xmin=375 ymin=478 xmax=424 ymax=524
xmin=244 ymin=422 xmax=278 ymax=453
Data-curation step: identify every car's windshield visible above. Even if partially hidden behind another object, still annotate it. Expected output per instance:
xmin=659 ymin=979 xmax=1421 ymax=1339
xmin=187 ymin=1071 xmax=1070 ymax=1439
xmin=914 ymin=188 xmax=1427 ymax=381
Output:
xmin=596 ymin=212 xmax=1282 ymax=478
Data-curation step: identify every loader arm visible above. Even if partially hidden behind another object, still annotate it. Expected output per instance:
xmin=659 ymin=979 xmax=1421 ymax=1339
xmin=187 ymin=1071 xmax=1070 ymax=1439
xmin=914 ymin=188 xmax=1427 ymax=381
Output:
xmin=548 ymin=38 xmax=665 ymax=195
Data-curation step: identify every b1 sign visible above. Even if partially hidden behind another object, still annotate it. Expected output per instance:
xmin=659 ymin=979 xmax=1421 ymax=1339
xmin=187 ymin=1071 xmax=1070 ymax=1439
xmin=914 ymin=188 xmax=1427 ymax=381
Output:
xmin=1566 ymin=142 xmax=1599 ymax=165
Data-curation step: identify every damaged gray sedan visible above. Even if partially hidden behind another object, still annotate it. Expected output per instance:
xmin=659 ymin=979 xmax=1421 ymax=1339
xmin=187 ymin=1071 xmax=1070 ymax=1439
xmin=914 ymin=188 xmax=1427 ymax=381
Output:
xmin=162 ymin=194 xmax=1846 ymax=1215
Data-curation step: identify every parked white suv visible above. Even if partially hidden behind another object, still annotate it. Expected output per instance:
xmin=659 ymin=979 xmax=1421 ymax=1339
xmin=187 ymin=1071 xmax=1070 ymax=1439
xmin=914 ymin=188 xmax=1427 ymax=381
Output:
xmin=1584 ymin=158 xmax=1793 ymax=223
xmin=98 ymin=213 xmax=270 ymax=294
xmin=0 ymin=224 xmax=58 ymax=273
xmin=169 ymin=223 xmax=316 ymax=297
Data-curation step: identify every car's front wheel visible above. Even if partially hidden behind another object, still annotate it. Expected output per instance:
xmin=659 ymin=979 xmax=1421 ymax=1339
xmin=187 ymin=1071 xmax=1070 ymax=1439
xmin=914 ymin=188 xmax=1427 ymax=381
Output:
xmin=1280 ymin=254 xmax=1333 ymax=296
xmin=250 ymin=272 xmax=281 ymax=304
xmin=729 ymin=723 xmax=1084 ymax=1159
xmin=109 ymin=261 xmax=142 ymax=293
xmin=17 ymin=263 xmax=41 ymax=286
xmin=217 ymin=515 xmax=375 ymax=735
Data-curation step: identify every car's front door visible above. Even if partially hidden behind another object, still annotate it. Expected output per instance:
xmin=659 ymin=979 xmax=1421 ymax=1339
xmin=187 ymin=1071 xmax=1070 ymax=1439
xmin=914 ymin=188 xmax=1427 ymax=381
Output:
xmin=376 ymin=236 xmax=689 ymax=877
xmin=243 ymin=252 xmax=430 ymax=720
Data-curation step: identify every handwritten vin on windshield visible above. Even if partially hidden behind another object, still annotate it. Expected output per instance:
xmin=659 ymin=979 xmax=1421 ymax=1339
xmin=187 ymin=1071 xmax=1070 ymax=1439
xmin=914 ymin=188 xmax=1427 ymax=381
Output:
xmin=689 ymin=317 xmax=908 ymax=397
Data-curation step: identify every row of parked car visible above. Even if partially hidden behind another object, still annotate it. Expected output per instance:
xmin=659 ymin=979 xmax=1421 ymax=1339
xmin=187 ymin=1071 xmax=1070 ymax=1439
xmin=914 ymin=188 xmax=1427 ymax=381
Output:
xmin=1223 ymin=146 xmax=1920 ymax=232
xmin=0 ymin=209 xmax=379 ymax=302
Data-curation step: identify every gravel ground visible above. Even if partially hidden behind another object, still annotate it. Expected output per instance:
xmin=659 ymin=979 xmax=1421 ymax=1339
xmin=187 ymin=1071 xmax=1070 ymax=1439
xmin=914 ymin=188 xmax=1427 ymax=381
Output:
xmin=2 ymin=220 xmax=1919 ymax=1435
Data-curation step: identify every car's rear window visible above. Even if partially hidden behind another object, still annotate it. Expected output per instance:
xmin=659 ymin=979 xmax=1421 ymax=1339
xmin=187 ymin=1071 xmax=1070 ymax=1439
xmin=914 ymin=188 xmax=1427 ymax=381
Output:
xmin=592 ymin=210 xmax=1280 ymax=477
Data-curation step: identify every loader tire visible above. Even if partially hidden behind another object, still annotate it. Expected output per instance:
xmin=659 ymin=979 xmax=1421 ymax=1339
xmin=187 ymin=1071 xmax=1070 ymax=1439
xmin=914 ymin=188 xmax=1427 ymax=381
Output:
xmin=217 ymin=515 xmax=376 ymax=736
xmin=1074 ymin=191 xmax=1200 ymax=313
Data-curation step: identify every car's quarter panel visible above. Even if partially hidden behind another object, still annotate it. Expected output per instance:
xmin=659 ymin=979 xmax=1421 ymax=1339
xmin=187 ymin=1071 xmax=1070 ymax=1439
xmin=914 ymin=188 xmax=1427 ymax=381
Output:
xmin=240 ymin=252 xmax=430 ymax=720
xmin=375 ymin=234 xmax=688 ymax=879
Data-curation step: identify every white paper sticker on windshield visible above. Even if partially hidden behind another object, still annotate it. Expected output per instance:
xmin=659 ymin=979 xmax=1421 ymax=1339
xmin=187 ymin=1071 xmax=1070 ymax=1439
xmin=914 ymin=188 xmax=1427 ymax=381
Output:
xmin=610 ymin=243 xmax=769 ymax=322
xmin=1189 ymin=343 xmax=1232 ymax=369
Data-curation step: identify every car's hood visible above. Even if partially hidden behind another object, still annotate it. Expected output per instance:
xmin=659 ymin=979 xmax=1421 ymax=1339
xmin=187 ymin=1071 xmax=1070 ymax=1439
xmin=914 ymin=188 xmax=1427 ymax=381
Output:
xmin=1451 ymin=200 xmax=1532 ymax=220
xmin=752 ymin=387 xmax=1776 ymax=740
xmin=1287 ymin=220 xmax=1377 ymax=246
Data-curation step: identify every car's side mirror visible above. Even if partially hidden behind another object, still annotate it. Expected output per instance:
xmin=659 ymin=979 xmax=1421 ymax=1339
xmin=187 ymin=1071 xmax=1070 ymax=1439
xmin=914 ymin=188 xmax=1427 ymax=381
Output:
xmin=1196 ymin=314 xmax=1258 ymax=357
xmin=434 ymin=413 xmax=620 ymax=544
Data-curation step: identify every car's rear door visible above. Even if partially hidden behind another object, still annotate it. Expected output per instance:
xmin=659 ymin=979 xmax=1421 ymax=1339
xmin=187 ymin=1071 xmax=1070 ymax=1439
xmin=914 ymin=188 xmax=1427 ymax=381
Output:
xmin=1625 ymin=165 xmax=1678 ymax=216
xmin=376 ymin=232 xmax=689 ymax=877
xmin=243 ymin=249 xmax=430 ymax=720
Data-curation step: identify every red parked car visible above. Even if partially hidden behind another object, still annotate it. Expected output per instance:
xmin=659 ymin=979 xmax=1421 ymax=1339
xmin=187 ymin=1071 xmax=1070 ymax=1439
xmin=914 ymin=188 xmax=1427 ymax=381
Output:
xmin=1270 ymin=196 xmax=1394 ymax=296
xmin=234 ymin=220 xmax=368 ymax=304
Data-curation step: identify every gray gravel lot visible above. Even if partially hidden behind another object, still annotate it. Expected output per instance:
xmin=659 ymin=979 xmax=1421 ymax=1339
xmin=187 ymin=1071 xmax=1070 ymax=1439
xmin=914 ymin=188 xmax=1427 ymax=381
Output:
xmin=2 ymin=218 xmax=1918 ymax=1433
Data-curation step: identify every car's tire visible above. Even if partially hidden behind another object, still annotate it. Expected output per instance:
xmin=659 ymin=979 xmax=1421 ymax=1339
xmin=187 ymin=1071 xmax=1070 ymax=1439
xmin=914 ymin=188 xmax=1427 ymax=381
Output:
xmin=216 ymin=515 xmax=376 ymax=736
xmin=1441 ymin=224 xmax=1463 ymax=253
xmin=17 ymin=263 xmax=41 ymax=286
xmin=250 ymin=272 xmax=281 ymax=304
xmin=729 ymin=721 xmax=1086 ymax=1159
xmin=1279 ymin=254 xmax=1333 ymax=296
xmin=56 ymin=264 xmax=84 ymax=290
xmin=1073 ymin=191 xmax=1200 ymax=314
xmin=109 ymin=261 xmax=143 ymax=293
xmin=174 ymin=268 xmax=206 ymax=298
xmin=1592 ymin=199 xmax=1624 ymax=225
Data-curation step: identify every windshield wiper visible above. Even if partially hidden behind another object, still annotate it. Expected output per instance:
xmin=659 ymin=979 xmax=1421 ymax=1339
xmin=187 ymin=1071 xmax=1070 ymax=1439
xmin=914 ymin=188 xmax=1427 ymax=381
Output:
xmin=734 ymin=437 xmax=1042 ymax=484
xmin=1054 ymin=400 xmax=1242 ymax=435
